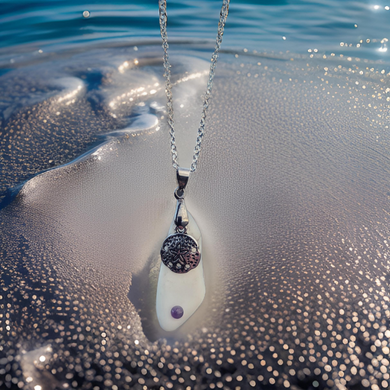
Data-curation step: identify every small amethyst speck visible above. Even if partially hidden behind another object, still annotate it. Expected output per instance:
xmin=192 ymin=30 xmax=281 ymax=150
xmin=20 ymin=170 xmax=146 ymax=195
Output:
xmin=171 ymin=305 xmax=184 ymax=319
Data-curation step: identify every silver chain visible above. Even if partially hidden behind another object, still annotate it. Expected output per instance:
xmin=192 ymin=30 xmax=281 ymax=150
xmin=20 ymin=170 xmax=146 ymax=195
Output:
xmin=159 ymin=0 xmax=230 ymax=173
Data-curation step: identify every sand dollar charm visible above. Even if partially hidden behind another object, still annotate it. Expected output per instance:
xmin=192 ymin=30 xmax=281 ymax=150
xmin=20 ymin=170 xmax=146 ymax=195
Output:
xmin=161 ymin=233 xmax=201 ymax=273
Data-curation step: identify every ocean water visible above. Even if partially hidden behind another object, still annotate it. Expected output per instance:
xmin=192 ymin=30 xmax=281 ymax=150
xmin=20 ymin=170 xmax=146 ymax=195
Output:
xmin=0 ymin=0 xmax=389 ymax=67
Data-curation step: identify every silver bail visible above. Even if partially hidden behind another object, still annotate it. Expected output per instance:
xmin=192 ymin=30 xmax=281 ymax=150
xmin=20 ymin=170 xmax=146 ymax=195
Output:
xmin=174 ymin=198 xmax=189 ymax=228
xmin=175 ymin=167 xmax=190 ymax=199
xmin=177 ymin=167 xmax=190 ymax=191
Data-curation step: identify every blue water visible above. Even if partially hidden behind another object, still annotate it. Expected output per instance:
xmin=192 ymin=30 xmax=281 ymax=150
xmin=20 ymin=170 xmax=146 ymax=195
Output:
xmin=0 ymin=0 xmax=389 ymax=68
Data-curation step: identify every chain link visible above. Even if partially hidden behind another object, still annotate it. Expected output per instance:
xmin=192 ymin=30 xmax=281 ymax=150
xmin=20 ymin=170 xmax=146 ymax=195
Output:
xmin=159 ymin=0 xmax=230 ymax=172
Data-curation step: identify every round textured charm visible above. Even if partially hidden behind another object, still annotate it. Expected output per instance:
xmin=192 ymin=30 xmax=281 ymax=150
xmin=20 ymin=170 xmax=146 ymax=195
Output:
xmin=161 ymin=233 xmax=201 ymax=273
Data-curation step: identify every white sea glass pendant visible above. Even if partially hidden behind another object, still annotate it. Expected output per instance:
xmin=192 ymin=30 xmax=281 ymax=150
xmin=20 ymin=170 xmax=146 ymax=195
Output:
xmin=156 ymin=168 xmax=206 ymax=331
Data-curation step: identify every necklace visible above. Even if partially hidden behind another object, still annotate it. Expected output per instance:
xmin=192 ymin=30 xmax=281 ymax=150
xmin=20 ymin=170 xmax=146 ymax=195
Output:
xmin=156 ymin=0 xmax=230 ymax=331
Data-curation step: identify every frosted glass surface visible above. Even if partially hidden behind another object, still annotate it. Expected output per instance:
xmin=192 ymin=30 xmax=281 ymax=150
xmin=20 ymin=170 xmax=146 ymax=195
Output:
xmin=1 ymin=47 xmax=390 ymax=389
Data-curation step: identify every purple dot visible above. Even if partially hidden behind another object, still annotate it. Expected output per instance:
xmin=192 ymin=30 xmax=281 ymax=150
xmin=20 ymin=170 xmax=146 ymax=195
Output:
xmin=171 ymin=305 xmax=184 ymax=319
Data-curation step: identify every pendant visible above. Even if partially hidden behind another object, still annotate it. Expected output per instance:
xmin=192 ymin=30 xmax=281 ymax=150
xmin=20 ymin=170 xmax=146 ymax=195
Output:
xmin=156 ymin=168 xmax=206 ymax=331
